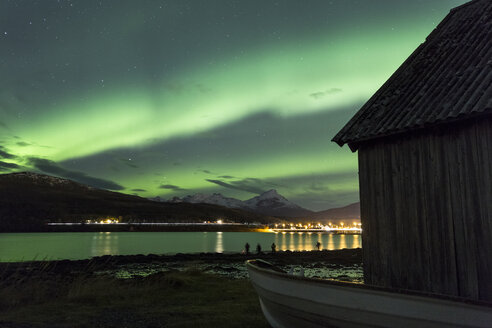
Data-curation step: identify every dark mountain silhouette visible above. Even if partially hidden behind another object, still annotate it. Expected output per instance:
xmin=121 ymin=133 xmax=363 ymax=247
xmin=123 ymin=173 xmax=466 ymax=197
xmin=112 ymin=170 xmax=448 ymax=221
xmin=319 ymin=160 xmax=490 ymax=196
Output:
xmin=310 ymin=202 xmax=360 ymax=223
xmin=243 ymin=189 xmax=313 ymax=217
xmin=165 ymin=189 xmax=313 ymax=218
xmin=160 ymin=189 xmax=359 ymax=222
xmin=0 ymin=172 xmax=271 ymax=232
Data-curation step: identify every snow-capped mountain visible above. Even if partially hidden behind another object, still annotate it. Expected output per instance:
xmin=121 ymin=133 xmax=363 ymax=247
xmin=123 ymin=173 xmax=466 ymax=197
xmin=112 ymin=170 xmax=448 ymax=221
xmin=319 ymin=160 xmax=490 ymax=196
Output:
xmin=243 ymin=189 xmax=311 ymax=217
xmin=161 ymin=189 xmax=313 ymax=218
xmin=244 ymin=189 xmax=295 ymax=208
xmin=179 ymin=193 xmax=245 ymax=209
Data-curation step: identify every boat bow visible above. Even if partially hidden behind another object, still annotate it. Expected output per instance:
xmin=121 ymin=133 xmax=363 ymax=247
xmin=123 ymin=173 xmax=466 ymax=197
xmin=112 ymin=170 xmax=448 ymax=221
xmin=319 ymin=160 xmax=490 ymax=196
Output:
xmin=246 ymin=259 xmax=492 ymax=328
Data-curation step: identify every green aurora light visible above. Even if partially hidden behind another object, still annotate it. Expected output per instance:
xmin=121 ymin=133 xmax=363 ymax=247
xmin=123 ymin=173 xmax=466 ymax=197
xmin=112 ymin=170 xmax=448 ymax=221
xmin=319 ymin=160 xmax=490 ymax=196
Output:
xmin=0 ymin=0 xmax=467 ymax=210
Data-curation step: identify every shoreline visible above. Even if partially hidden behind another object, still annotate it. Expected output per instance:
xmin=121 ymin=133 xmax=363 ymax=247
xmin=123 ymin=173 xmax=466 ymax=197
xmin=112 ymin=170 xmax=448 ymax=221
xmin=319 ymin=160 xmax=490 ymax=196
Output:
xmin=1 ymin=226 xmax=361 ymax=233
xmin=0 ymin=248 xmax=363 ymax=280
xmin=1 ymin=224 xmax=268 ymax=233
xmin=0 ymin=248 xmax=362 ymax=265
xmin=0 ymin=249 xmax=362 ymax=327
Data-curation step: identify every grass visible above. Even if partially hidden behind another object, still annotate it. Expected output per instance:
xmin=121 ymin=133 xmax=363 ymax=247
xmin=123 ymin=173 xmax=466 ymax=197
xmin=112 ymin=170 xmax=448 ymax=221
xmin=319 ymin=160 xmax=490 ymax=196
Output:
xmin=0 ymin=267 xmax=269 ymax=328
xmin=0 ymin=249 xmax=363 ymax=327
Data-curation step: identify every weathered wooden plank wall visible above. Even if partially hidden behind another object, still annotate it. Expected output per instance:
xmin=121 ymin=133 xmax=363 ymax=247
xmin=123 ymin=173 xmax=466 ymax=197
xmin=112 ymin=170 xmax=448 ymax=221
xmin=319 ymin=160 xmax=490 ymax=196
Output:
xmin=357 ymin=118 xmax=492 ymax=302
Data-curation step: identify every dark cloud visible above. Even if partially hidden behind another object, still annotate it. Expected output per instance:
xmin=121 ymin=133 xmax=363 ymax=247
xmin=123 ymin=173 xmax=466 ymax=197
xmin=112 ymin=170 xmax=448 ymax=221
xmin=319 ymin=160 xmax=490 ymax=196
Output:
xmin=159 ymin=184 xmax=186 ymax=191
xmin=0 ymin=146 xmax=17 ymax=159
xmin=206 ymin=179 xmax=244 ymax=191
xmin=218 ymin=175 xmax=235 ymax=179
xmin=0 ymin=150 xmax=15 ymax=159
xmin=16 ymin=141 xmax=31 ymax=147
xmin=27 ymin=157 xmax=124 ymax=190
xmin=206 ymin=178 xmax=269 ymax=194
xmin=200 ymin=169 xmax=212 ymax=174
xmin=0 ymin=160 xmax=20 ymax=171
xmin=131 ymin=188 xmax=146 ymax=192
xmin=310 ymin=88 xmax=343 ymax=99
xmin=309 ymin=181 xmax=326 ymax=192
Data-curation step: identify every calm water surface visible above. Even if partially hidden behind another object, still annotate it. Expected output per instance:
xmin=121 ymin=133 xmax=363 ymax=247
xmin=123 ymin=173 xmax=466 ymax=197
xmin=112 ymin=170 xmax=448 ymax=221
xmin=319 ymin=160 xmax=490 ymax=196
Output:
xmin=0 ymin=232 xmax=361 ymax=262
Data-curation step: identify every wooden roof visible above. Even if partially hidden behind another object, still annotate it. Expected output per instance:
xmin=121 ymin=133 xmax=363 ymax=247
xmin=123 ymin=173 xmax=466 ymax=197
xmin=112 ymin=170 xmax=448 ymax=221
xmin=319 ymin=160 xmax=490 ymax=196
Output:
xmin=333 ymin=0 xmax=492 ymax=150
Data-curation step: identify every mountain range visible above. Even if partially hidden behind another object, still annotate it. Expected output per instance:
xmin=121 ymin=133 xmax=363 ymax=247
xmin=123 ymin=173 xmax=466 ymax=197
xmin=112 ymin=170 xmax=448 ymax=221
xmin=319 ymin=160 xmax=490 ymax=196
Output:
xmin=0 ymin=172 xmax=360 ymax=231
xmin=157 ymin=189 xmax=311 ymax=217
xmin=153 ymin=190 xmax=360 ymax=221
xmin=311 ymin=202 xmax=361 ymax=222
xmin=0 ymin=172 xmax=271 ymax=231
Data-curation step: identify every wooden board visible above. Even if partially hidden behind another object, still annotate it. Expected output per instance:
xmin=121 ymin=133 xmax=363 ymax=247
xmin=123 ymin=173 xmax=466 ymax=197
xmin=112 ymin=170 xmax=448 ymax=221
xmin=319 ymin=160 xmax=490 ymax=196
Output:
xmin=357 ymin=118 xmax=492 ymax=302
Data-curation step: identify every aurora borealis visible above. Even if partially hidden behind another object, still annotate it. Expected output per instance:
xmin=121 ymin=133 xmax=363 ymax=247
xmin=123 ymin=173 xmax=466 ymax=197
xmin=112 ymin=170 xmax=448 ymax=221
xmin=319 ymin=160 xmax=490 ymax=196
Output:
xmin=0 ymin=0 xmax=467 ymax=210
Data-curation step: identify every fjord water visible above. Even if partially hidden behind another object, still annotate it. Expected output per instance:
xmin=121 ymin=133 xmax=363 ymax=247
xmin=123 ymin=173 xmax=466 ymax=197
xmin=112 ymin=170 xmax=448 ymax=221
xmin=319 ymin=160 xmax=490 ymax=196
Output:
xmin=0 ymin=232 xmax=361 ymax=262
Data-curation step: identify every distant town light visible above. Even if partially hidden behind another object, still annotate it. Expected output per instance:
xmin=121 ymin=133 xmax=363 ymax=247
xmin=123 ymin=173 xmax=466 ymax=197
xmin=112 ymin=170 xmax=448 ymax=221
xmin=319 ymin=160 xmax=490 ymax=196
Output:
xmin=267 ymin=220 xmax=362 ymax=234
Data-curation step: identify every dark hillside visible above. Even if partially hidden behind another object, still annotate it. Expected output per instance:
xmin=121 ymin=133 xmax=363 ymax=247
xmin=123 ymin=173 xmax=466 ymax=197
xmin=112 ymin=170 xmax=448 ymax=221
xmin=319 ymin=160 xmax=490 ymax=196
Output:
xmin=310 ymin=202 xmax=360 ymax=223
xmin=0 ymin=172 xmax=271 ymax=231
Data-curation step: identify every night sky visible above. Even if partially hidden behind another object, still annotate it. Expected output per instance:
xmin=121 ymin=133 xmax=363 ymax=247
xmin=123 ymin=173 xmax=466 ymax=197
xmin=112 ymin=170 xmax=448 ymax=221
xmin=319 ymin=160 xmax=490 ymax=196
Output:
xmin=0 ymin=0 xmax=467 ymax=210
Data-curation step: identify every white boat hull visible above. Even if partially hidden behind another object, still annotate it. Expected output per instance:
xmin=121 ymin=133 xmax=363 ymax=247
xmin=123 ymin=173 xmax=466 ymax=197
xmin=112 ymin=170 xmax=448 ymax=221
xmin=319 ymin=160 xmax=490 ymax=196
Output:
xmin=246 ymin=260 xmax=492 ymax=328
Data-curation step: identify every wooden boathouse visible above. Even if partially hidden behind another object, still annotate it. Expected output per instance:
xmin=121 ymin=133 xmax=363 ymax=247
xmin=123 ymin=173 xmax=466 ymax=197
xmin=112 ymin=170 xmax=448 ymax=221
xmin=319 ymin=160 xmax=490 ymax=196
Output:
xmin=333 ymin=0 xmax=492 ymax=302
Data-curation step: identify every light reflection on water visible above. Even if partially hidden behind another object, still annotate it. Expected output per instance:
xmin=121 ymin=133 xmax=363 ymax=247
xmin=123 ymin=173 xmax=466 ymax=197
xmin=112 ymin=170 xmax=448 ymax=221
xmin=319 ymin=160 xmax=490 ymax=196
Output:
xmin=91 ymin=232 xmax=119 ymax=257
xmin=215 ymin=232 xmax=223 ymax=253
xmin=289 ymin=232 xmax=296 ymax=250
xmin=340 ymin=234 xmax=347 ymax=250
xmin=268 ymin=231 xmax=360 ymax=252
xmin=0 ymin=231 xmax=362 ymax=262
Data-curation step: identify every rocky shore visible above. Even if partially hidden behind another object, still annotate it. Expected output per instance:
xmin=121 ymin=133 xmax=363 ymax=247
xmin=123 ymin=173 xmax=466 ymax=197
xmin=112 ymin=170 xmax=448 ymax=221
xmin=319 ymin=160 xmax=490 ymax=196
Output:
xmin=0 ymin=248 xmax=362 ymax=281
xmin=0 ymin=249 xmax=362 ymax=328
